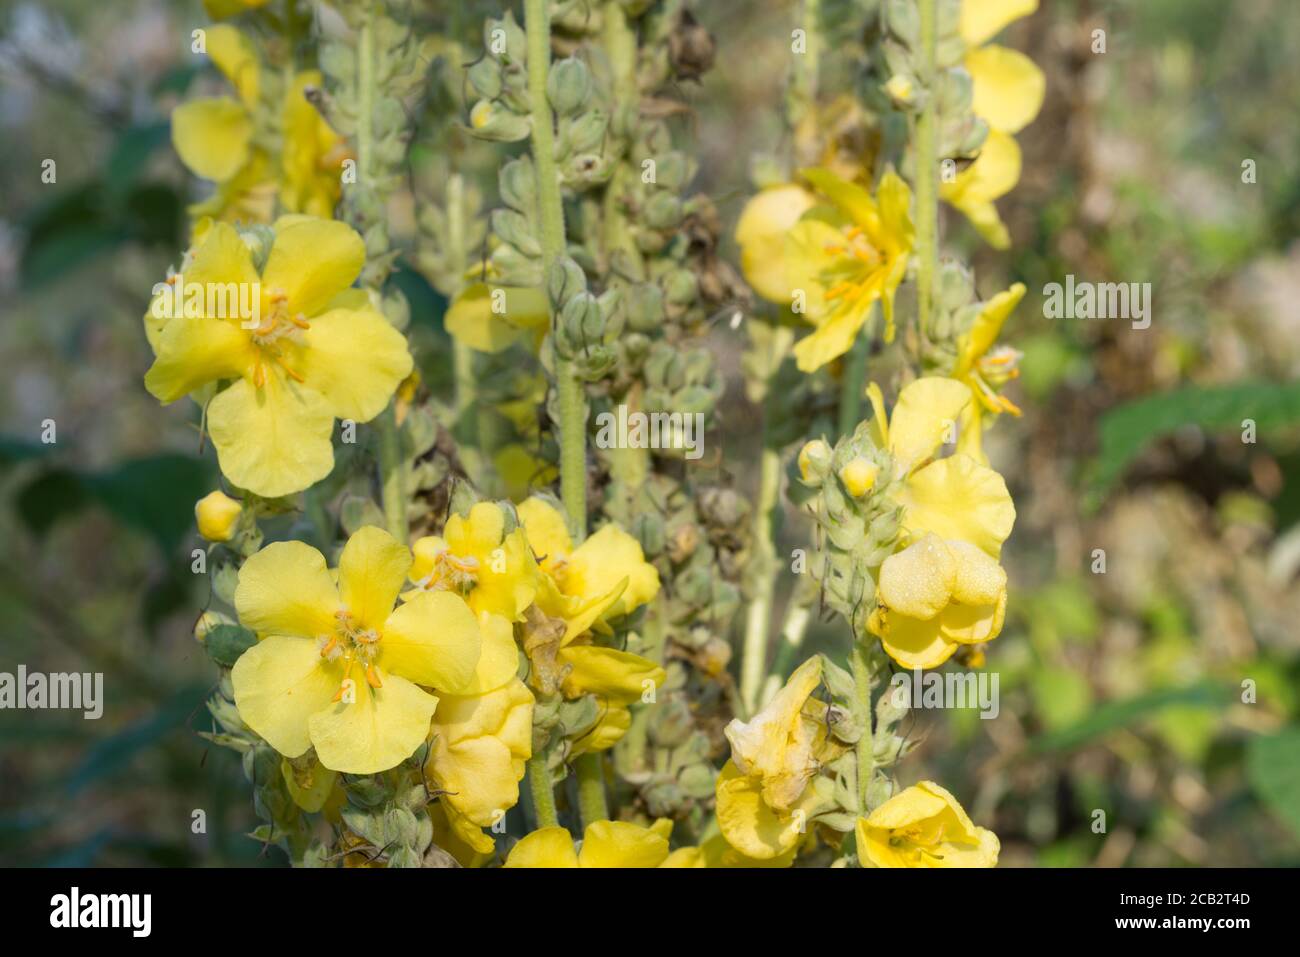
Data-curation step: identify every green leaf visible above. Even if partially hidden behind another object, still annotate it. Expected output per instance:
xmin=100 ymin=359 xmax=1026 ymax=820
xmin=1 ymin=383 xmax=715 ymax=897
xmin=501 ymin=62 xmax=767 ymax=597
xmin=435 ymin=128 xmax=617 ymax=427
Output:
xmin=1085 ymin=380 xmax=1300 ymax=507
xmin=1025 ymin=681 xmax=1228 ymax=755
xmin=1247 ymin=727 xmax=1300 ymax=843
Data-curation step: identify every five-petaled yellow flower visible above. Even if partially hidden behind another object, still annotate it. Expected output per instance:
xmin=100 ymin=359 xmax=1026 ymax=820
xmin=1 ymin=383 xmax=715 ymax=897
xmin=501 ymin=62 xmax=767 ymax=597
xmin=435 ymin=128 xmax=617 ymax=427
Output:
xmin=856 ymin=780 xmax=999 ymax=867
xmin=409 ymin=501 xmax=539 ymax=621
xmin=144 ymin=217 xmax=412 ymax=498
xmin=172 ymin=25 xmax=348 ymax=222
xmin=230 ymin=526 xmax=483 ymax=775
xmin=736 ymin=169 xmax=914 ymax=372
xmin=866 ymin=377 xmax=1016 ymax=559
xmin=941 ymin=0 xmax=1046 ymax=248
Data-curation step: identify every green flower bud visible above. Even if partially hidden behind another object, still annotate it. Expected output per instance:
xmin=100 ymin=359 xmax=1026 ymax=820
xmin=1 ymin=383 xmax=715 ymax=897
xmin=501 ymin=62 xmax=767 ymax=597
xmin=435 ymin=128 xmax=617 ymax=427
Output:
xmin=547 ymin=57 xmax=592 ymax=116
xmin=548 ymin=256 xmax=588 ymax=308
xmin=498 ymin=156 xmax=536 ymax=214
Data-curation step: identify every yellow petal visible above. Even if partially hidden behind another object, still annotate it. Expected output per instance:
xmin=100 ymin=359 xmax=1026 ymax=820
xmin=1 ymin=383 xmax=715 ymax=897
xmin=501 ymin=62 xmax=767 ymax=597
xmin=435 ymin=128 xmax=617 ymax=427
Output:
xmin=734 ymin=185 xmax=817 ymax=304
xmin=517 ymin=497 xmax=573 ymax=573
xmin=231 ymin=634 xmax=338 ymax=757
xmin=900 ymin=454 xmax=1016 ymax=557
xmin=338 ymin=525 xmax=411 ymax=631
xmin=235 ymin=540 xmax=339 ymax=639
xmin=874 ymin=611 xmax=960 ymax=670
xmin=428 ymin=677 xmax=533 ymax=827
xmin=261 ymin=218 xmax=365 ymax=318
xmin=966 ymin=44 xmax=1045 ymax=134
xmin=887 ymin=377 xmax=972 ymax=471
xmin=877 ymin=535 xmax=957 ymax=620
xmin=782 ymin=218 xmax=843 ymax=318
xmin=876 ymin=169 xmax=915 ymax=250
xmin=144 ymin=317 xmax=253 ymax=403
xmin=715 ymin=760 xmax=806 ymax=860
xmin=280 ymin=70 xmax=343 ymax=217
xmin=567 ymin=524 xmax=659 ymax=616
xmin=577 ymin=821 xmax=670 ymax=868
xmin=955 ymin=283 xmax=1025 ymax=377
xmin=941 ymin=128 xmax=1021 ymax=207
xmin=960 ymin=0 xmax=1038 ymax=47
xmin=454 ymin=612 xmax=522 ymax=695
xmin=171 ymin=98 xmax=251 ymax=183
xmin=503 ymin=826 xmax=580 ymax=868
xmin=206 ymin=374 xmax=336 ymax=498
xmin=380 ymin=591 xmax=482 ymax=692
xmin=793 ymin=299 xmax=872 ymax=373
xmin=445 ymin=283 xmax=550 ymax=354
xmin=204 ymin=24 xmax=260 ymax=105
xmin=296 ymin=305 xmax=412 ymax=422
xmin=800 ymin=167 xmax=880 ymax=230
xmin=308 ymin=671 xmax=439 ymax=774
xmin=947 ymin=539 xmax=1008 ymax=606
xmin=568 ymin=703 xmax=632 ymax=755
xmin=558 ymin=645 xmax=665 ymax=702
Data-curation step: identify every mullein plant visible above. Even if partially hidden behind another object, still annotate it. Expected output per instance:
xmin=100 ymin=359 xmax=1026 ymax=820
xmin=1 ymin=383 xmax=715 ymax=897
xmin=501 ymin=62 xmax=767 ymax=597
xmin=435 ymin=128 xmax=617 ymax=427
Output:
xmin=148 ymin=0 xmax=1031 ymax=867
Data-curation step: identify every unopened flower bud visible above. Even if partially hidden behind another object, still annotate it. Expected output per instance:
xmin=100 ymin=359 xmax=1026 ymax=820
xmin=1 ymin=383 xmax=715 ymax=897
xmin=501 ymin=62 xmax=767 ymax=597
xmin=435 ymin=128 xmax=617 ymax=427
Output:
xmin=196 ymin=490 xmax=242 ymax=542
xmin=798 ymin=439 xmax=832 ymax=484
xmin=839 ymin=456 xmax=879 ymax=497
xmin=547 ymin=57 xmax=592 ymax=116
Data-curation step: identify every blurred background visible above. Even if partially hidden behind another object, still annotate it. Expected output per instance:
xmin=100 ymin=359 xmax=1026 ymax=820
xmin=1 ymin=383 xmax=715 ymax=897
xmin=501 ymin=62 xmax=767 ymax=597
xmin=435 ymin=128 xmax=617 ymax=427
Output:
xmin=1 ymin=0 xmax=1297 ymax=866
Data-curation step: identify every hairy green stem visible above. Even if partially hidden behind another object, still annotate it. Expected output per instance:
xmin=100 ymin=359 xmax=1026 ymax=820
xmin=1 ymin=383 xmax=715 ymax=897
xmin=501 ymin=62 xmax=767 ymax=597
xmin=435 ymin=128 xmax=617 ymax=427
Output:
xmin=838 ymin=327 xmax=870 ymax=438
xmin=526 ymin=0 xmax=586 ymax=539
xmin=914 ymin=0 xmax=939 ymax=339
xmin=525 ymin=753 xmax=559 ymax=829
xmin=851 ymin=639 xmax=875 ymax=814
xmin=575 ymin=753 xmax=608 ymax=826
xmin=740 ymin=444 xmax=781 ymax=716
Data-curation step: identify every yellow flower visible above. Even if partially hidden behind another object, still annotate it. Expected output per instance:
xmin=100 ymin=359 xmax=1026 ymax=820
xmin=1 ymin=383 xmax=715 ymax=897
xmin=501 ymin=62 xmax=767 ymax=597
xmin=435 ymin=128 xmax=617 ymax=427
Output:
xmin=203 ymin=0 xmax=271 ymax=18
xmin=444 ymin=283 xmax=550 ymax=354
xmin=716 ymin=657 xmax=833 ymax=860
xmin=856 ymin=781 xmax=999 ymax=867
xmin=426 ymin=676 xmax=534 ymax=854
xmin=195 ymin=489 xmax=242 ymax=541
xmin=779 ymin=168 xmax=914 ymax=371
xmin=143 ymin=217 xmax=412 ymax=497
xmin=230 ymin=526 xmax=483 ymax=774
xmin=503 ymin=819 xmax=673 ymax=868
xmin=172 ymin=26 xmax=345 ymax=222
xmin=734 ymin=184 xmax=816 ymax=304
xmin=941 ymin=0 xmax=1045 ymax=248
xmin=953 ymin=283 xmax=1026 ymax=463
xmin=518 ymin=497 xmax=660 ymax=637
xmin=409 ymin=501 xmax=540 ymax=621
xmin=867 ymin=533 xmax=1007 ymax=669
xmin=516 ymin=497 xmax=665 ymax=748
xmin=866 ymin=377 xmax=1015 ymax=558
xmin=280 ymin=71 xmax=351 ymax=219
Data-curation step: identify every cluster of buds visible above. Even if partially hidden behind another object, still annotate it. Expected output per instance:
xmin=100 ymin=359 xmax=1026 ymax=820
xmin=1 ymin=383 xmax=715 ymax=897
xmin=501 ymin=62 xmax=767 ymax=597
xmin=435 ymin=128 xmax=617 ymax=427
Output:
xmin=873 ymin=0 xmax=987 ymax=162
xmin=317 ymin=0 xmax=430 ymax=299
xmin=792 ymin=426 xmax=905 ymax=631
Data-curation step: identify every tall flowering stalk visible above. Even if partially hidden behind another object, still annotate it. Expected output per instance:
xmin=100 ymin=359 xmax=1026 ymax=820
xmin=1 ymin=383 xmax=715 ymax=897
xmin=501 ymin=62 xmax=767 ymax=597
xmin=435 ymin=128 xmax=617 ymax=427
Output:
xmin=143 ymin=0 xmax=1038 ymax=867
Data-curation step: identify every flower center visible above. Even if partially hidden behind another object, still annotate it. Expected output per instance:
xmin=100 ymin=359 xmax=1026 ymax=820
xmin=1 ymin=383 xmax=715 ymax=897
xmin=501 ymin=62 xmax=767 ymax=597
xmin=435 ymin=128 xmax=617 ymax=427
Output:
xmin=821 ymin=226 xmax=883 ymax=305
xmin=319 ymin=608 xmax=383 ymax=699
xmin=412 ymin=548 xmax=480 ymax=595
xmin=249 ymin=287 xmax=310 ymax=388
